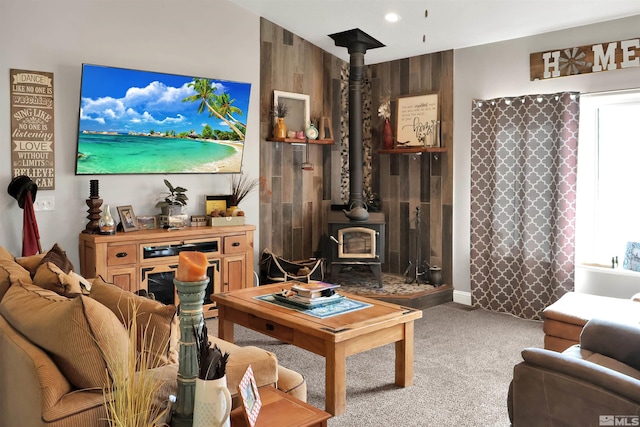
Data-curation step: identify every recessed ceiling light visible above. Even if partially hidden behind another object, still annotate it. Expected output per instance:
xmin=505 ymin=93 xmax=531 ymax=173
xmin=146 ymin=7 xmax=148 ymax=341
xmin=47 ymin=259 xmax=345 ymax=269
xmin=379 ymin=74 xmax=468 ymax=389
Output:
xmin=384 ymin=12 xmax=401 ymax=23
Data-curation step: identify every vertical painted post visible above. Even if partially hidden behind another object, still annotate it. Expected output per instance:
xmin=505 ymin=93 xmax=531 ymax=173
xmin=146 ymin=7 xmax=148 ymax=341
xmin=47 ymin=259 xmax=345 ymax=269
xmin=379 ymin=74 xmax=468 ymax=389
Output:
xmin=170 ymin=278 xmax=208 ymax=427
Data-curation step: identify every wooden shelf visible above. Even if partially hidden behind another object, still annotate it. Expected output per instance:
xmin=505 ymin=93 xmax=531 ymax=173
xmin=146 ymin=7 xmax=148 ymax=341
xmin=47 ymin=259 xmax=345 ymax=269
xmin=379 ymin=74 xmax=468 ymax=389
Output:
xmin=378 ymin=146 xmax=446 ymax=154
xmin=267 ymin=137 xmax=334 ymax=145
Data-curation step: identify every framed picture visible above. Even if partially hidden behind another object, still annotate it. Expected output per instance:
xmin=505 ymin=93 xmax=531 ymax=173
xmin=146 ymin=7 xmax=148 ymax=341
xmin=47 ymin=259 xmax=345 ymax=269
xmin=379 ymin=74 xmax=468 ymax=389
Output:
xmin=136 ymin=215 xmax=157 ymax=230
xmin=623 ymin=242 xmax=640 ymax=272
xmin=396 ymin=92 xmax=440 ymax=147
xmin=116 ymin=205 xmax=139 ymax=232
xmin=238 ymin=365 xmax=261 ymax=427
xmin=205 ymin=195 xmax=232 ymax=216
xmin=273 ymin=90 xmax=310 ymax=134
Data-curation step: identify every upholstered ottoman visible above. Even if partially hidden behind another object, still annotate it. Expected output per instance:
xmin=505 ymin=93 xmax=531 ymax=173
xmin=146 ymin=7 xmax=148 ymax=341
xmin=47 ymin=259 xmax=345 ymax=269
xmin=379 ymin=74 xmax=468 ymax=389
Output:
xmin=542 ymin=292 xmax=640 ymax=352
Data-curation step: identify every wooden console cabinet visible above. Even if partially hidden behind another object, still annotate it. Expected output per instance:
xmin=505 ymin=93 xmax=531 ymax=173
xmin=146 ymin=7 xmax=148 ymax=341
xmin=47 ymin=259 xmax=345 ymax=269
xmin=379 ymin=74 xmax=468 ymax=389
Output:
xmin=78 ymin=225 xmax=255 ymax=318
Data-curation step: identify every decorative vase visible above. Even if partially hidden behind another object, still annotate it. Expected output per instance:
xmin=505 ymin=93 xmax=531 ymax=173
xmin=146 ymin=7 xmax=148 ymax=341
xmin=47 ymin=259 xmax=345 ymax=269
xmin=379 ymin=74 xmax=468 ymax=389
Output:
xmin=226 ymin=206 xmax=240 ymax=217
xmin=98 ymin=204 xmax=116 ymax=235
xmin=192 ymin=376 xmax=232 ymax=427
xmin=382 ymin=117 xmax=394 ymax=149
xmin=274 ymin=117 xmax=287 ymax=139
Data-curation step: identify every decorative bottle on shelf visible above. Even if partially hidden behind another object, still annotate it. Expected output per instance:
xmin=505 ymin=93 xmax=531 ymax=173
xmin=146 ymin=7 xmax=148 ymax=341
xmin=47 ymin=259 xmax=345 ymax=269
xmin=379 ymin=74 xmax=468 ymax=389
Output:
xmin=382 ymin=118 xmax=394 ymax=149
xmin=99 ymin=204 xmax=116 ymax=235
xmin=274 ymin=117 xmax=287 ymax=139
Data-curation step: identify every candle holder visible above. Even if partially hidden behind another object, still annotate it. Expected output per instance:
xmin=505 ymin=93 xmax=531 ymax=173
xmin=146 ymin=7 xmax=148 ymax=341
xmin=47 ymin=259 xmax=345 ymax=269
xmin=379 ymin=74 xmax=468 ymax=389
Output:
xmin=83 ymin=179 xmax=102 ymax=234
xmin=170 ymin=277 xmax=209 ymax=427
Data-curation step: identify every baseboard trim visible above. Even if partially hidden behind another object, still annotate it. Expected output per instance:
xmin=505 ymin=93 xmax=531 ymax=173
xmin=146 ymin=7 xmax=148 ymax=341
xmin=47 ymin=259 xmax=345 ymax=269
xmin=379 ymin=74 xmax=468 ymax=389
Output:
xmin=453 ymin=290 xmax=472 ymax=306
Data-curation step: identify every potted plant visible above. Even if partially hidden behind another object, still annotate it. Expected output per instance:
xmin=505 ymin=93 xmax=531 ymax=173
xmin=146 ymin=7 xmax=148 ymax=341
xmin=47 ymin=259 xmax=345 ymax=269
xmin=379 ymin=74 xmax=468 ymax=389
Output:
xmin=192 ymin=324 xmax=231 ymax=427
xmin=156 ymin=179 xmax=188 ymax=227
xmin=155 ymin=179 xmax=188 ymax=216
xmin=102 ymin=303 xmax=172 ymax=427
xmin=271 ymin=102 xmax=290 ymax=138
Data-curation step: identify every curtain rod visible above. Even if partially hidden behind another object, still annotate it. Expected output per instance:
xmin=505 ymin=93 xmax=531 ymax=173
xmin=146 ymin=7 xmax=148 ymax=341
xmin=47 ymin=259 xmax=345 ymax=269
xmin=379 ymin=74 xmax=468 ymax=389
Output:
xmin=581 ymin=87 xmax=640 ymax=97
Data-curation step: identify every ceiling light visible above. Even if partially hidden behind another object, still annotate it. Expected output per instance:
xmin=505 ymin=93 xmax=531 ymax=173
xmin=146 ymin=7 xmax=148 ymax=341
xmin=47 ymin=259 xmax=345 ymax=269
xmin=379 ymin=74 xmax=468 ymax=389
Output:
xmin=384 ymin=12 xmax=400 ymax=23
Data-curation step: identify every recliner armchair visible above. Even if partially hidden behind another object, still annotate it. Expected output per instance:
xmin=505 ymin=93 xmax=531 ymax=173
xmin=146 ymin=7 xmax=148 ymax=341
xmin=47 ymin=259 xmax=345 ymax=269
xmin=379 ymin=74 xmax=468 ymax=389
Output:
xmin=509 ymin=318 xmax=640 ymax=426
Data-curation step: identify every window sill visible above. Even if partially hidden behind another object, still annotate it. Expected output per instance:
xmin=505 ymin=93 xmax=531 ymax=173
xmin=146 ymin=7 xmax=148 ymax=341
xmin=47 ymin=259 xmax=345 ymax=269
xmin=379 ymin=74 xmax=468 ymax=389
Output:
xmin=577 ymin=263 xmax=640 ymax=278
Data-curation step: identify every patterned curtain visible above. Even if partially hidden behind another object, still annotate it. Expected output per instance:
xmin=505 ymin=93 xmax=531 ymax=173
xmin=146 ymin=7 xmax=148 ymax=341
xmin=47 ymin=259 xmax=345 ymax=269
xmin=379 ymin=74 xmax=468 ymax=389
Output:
xmin=470 ymin=92 xmax=579 ymax=320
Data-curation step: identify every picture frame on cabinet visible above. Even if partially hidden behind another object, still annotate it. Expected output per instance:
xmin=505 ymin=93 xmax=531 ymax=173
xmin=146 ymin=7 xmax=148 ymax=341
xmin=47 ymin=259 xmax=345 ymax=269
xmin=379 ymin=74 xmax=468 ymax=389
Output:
xmin=136 ymin=216 xmax=157 ymax=230
xmin=396 ymin=92 xmax=440 ymax=147
xmin=117 ymin=205 xmax=139 ymax=232
xmin=205 ymin=195 xmax=232 ymax=216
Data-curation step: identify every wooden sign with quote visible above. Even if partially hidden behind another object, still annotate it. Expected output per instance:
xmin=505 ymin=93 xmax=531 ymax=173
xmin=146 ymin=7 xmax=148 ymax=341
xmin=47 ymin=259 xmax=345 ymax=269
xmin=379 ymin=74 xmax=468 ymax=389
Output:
xmin=396 ymin=93 xmax=439 ymax=147
xmin=10 ymin=69 xmax=55 ymax=189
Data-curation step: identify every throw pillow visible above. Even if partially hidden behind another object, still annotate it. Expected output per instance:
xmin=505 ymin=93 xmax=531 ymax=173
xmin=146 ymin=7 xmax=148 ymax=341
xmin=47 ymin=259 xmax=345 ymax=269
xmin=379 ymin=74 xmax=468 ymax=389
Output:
xmin=0 ymin=246 xmax=14 ymax=262
xmin=39 ymin=243 xmax=74 ymax=274
xmin=0 ymin=252 xmax=32 ymax=302
xmin=15 ymin=252 xmax=46 ymax=275
xmin=0 ymin=281 xmax=128 ymax=390
xmin=32 ymin=262 xmax=83 ymax=297
xmin=90 ymin=276 xmax=178 ymax=367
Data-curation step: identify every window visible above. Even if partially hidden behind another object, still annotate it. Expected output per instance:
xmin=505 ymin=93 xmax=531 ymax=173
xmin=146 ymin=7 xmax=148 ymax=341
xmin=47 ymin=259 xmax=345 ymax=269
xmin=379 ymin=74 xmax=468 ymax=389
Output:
xmin=576 ymin=90 xmax=640 ymax=267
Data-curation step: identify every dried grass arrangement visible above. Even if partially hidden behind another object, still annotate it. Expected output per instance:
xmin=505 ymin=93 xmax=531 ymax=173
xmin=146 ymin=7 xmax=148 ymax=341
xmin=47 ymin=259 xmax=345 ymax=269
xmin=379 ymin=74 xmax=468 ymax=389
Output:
xmin=229 ymin=172 xmax=259 ymax=207
xmin=102 ymin=303 xmax=172 ymax=427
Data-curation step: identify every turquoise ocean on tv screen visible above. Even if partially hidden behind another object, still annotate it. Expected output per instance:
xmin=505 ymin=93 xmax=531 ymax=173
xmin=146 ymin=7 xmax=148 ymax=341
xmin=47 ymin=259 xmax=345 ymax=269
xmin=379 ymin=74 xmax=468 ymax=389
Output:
xmin=76 ymin=133 xmax=238 ymax=174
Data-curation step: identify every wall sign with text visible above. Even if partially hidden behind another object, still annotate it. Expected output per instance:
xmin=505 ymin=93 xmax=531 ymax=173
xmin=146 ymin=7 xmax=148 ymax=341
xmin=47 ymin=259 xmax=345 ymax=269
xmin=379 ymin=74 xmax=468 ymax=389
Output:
xmin=10 ymin=69 xmax=55 ymax=189
xmin=396 ymin=93 xmax=440 ymax=147
xmin=530 ymin=37 xmax=639 ymax=81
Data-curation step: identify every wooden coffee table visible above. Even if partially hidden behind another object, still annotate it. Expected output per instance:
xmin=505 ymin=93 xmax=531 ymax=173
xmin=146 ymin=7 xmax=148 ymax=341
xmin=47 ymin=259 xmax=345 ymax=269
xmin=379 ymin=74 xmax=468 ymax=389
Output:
xmin=211 ymin=282 xmax=422 ymax=416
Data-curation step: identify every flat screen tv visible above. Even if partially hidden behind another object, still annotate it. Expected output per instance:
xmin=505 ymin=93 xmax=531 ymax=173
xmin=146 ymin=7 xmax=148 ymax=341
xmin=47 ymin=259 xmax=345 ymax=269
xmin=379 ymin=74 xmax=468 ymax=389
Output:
xmin=75 ymin=64 xmax=252 ymax=175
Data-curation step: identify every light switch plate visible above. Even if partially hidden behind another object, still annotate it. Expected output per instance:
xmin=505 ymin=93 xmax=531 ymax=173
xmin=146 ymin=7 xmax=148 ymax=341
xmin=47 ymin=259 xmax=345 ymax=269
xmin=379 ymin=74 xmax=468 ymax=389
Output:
xmin=33 ymin=196 xmax=55 ymax=211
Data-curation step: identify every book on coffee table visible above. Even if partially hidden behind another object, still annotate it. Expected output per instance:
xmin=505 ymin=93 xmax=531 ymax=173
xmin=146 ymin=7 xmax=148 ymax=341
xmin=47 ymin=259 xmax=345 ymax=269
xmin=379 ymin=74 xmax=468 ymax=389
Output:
xmin=273 ymin=291 xmax=344 ymax=308
xmin=291 ymin=282 xmax=340 ymax=299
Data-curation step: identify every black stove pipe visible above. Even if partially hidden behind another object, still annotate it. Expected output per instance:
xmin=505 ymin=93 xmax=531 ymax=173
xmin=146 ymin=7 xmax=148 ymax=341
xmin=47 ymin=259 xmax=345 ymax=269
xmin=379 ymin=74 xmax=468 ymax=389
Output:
xmin=329 ymin=29 xmax=384 ymax=222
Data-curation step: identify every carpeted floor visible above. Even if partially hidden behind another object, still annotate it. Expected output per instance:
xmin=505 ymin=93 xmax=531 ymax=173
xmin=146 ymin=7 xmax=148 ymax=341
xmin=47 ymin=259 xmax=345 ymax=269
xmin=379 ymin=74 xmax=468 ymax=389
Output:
xmin=207 ymin=302 xmax=543 ymax=426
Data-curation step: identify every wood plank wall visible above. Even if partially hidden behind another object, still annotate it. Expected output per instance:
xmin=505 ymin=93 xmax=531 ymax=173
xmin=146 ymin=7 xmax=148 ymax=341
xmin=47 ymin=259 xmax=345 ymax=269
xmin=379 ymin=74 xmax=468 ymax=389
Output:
xmin=260 ymin=19 xmax=453 ymax=286
xmin=259 ymin=19 xmax=340 ymax=262
xmin=369 ymin=52 xmax=454 ymax=285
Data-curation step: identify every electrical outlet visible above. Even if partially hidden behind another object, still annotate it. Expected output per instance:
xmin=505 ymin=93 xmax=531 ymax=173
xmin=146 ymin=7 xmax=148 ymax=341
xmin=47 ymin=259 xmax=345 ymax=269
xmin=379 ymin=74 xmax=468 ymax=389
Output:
xmin=33 ymin=196 xmax=55 ymax=211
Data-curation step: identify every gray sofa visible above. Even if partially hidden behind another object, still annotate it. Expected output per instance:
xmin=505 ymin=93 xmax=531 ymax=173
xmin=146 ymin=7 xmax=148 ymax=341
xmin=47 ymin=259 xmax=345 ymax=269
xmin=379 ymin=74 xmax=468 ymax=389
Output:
xmin=509 ymin=318 xmax=640 ymax=426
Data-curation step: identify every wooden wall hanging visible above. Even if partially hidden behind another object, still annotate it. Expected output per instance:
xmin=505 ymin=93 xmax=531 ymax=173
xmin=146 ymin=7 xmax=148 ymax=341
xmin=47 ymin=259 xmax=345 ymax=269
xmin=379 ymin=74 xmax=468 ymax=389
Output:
xmin=10 ymin=69 xmax=55 ymax=189
xmin=530 ymin=37 xmax=639 ymax=81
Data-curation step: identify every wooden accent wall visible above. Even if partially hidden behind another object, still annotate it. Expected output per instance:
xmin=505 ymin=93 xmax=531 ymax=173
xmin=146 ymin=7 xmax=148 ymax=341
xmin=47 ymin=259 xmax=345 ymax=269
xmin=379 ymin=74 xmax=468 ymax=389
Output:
xmin=369 ymin=53 xmax=454 ymax=284
xmin=260 ymin=18 xmax=453 ymax=285
xmin=259 ymin=19 xmax=340 ymax=261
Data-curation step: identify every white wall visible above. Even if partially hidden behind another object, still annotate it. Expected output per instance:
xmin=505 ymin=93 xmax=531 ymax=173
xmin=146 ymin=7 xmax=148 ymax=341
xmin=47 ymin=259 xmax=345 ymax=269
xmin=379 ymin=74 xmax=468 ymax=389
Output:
xmin=0 ymin=0 xmax=261 ymax=268
xmin=453 ymin=15 xmax=640 ymax=304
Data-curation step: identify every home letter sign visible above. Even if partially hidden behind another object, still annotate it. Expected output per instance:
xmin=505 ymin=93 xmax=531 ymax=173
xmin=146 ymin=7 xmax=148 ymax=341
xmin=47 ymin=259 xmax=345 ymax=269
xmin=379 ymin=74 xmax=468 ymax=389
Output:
xmin=530 ymin=37 xmax=639 ymax=80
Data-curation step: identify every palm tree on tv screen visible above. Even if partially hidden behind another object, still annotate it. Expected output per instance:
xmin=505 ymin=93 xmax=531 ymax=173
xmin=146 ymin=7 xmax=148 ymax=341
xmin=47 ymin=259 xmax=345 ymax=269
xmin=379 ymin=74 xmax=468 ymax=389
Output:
xmin=182 ymin=78 xmax=245 ymax=140
xmin=215 ymin=92 xmax=246 ymax=128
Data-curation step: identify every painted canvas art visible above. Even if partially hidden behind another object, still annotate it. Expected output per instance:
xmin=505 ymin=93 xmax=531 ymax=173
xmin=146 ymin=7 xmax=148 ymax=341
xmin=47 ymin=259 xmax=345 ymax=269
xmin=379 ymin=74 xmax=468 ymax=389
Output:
xmin=75 ymin=64 xmax=252 ymax=175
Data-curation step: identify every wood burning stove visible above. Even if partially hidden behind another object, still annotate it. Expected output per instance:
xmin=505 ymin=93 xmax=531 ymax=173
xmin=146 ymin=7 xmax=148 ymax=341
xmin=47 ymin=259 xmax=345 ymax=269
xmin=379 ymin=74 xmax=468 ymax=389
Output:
xmin=326 ymin=29 xmax=387 ymax=287
xmin=328 ymin=210 xmax=385 ymax=287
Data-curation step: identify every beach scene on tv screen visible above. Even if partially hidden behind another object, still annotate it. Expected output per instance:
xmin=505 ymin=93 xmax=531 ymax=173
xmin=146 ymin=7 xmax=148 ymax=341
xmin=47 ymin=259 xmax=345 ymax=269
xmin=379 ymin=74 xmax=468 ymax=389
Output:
xmin=76 ymin=64 xmax=251 ymax=174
